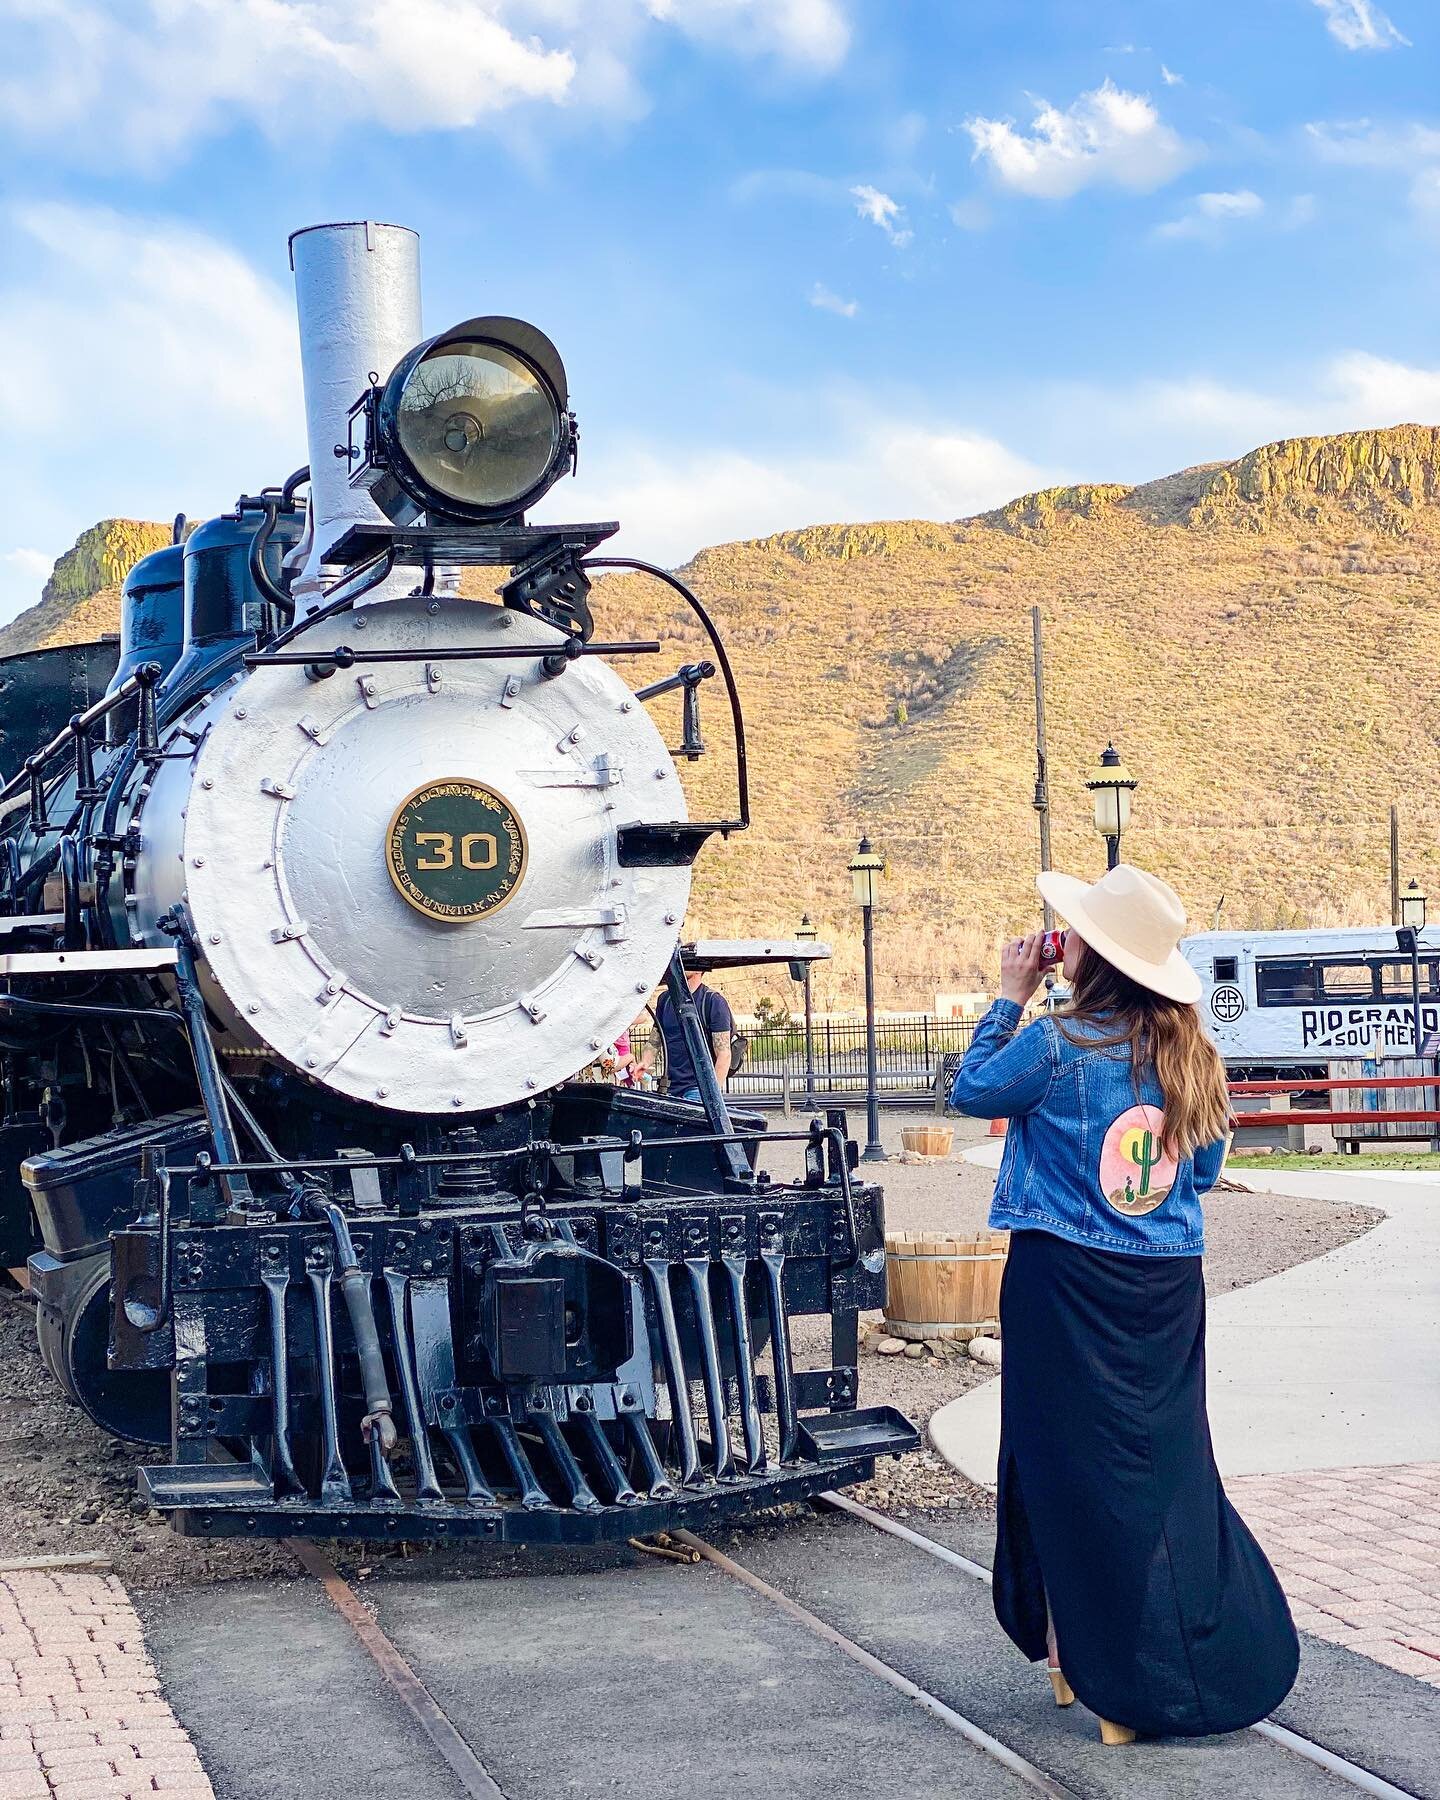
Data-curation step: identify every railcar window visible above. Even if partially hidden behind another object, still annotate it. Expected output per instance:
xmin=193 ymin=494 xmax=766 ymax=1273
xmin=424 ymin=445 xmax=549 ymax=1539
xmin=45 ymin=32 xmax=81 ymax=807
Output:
xmin=1256 ymin=960 xmax=1320 ymax=1005
xmin=1318 ymin=963 xmax=1375 ymax=1000
xmin=1213 ymin=956 xmax=1238 ymax=982
xmin=1379 ymin=959 xmax=1440 ymax=1000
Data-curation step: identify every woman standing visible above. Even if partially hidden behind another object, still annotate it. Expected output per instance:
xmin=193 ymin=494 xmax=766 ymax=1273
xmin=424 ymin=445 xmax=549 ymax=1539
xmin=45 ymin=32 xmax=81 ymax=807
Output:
xmin=950 ymin=863 xmax=1298 ymax=1743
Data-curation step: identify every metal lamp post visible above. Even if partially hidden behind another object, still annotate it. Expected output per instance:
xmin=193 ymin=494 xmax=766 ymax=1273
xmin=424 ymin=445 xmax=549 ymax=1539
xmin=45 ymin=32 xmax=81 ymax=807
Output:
xmin=1398 ymin=879 xmax=1428 ymax=1058
xmin=849 ymin=837 xmax=887 ymax=1162
xmin=795 ymin=912 xmax=818 ymax=1107
xmin=1086 ymin=741 xmax=1138 ymax=871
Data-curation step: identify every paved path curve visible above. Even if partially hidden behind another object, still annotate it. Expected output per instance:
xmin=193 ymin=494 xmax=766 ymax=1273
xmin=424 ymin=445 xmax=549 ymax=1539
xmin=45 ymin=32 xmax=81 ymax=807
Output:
xmin=929 ymin=1148 xmax=1440 ymax=1484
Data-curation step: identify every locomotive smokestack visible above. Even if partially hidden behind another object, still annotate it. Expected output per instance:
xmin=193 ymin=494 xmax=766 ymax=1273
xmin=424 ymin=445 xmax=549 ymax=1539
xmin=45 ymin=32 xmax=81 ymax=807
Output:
xmin=288 ymin=221 xmax=422 ymax=603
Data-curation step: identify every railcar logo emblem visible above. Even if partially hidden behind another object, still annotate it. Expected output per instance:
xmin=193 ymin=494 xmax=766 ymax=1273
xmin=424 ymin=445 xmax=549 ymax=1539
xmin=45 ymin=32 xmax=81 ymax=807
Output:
xmin=385 ymin=779 xmax=526 ymax=923
xmin=1210 ymin=983 xmax=1245 ymax=1022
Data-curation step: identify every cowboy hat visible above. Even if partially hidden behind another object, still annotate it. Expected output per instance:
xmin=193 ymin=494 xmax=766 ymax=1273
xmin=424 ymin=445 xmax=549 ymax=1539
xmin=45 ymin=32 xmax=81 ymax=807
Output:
xmin=1035 ymin=864 xmax=1201 ymax=1004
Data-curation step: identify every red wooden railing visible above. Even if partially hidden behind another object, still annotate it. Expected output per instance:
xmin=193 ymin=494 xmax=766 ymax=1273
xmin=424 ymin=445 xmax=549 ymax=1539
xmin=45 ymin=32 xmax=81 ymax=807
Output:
xmin=1228 ymin=1072 xmax=1440 ymax=1129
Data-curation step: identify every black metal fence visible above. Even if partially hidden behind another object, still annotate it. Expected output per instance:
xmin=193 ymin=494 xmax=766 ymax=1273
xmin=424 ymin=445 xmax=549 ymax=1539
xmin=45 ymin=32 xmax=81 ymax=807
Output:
xmin=629 ymin=1014 xmax=978 ymax=1108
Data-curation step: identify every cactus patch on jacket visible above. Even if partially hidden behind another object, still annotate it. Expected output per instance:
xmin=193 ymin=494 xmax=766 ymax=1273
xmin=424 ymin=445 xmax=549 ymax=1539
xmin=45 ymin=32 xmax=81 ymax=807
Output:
xmin=1099 ymin=1104 xmax=1177 ymax=1215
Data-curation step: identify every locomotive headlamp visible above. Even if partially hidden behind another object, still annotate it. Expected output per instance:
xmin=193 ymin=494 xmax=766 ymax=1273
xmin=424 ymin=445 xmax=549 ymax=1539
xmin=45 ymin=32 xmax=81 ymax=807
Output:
xmin=351 ymin=316 xmax=576 ymax=523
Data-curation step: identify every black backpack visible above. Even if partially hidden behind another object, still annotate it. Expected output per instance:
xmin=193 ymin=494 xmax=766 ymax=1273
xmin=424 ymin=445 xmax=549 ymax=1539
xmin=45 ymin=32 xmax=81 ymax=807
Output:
xmin=657 ymin=988 xmax=747 ymax=1077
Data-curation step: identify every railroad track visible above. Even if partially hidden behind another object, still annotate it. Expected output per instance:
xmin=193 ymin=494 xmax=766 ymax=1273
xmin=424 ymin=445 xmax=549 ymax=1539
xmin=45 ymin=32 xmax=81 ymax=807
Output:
xmin=284 ymin=1498 xmax=1426 ymax=1800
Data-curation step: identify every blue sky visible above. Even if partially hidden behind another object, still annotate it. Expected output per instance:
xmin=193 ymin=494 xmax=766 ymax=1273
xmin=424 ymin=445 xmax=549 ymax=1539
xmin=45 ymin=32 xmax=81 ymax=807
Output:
xmin=0 ymin=0 xmax=1436 ymax=621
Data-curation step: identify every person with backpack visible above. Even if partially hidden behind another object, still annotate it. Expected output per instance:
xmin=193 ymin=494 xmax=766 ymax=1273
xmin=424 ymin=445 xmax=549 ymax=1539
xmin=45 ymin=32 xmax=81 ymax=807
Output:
xmin=642 ymin=966 xmax=735 ymax=1102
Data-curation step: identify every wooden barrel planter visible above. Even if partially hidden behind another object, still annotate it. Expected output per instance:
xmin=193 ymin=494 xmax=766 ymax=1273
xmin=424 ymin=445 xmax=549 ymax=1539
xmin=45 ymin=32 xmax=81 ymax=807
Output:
xmin=883 ymin=1230 xmax=1008 ymax=1342
xmin=900 ymin=1124 xmax=954 ymax=1158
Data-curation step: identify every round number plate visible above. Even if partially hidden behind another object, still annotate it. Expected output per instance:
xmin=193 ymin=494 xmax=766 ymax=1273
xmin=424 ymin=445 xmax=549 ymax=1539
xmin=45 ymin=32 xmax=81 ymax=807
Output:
xmin=385 ymin=778 xmax=527 ymax=923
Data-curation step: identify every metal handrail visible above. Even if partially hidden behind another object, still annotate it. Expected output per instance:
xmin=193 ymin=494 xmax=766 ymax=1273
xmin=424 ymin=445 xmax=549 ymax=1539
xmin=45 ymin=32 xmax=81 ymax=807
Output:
xmin=0 ymin=661 xmax=163 ymax=805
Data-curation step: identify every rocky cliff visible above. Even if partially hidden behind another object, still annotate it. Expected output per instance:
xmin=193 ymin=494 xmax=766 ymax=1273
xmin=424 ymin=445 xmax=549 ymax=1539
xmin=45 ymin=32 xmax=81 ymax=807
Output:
xmin=0 ymin=520 xmax=172 ymax=658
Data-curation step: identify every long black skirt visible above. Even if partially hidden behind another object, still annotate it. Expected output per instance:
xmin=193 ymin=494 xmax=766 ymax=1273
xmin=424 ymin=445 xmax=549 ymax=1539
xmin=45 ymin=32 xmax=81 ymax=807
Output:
xmin=993 ymin=1227 xmax=1299 ymax=1737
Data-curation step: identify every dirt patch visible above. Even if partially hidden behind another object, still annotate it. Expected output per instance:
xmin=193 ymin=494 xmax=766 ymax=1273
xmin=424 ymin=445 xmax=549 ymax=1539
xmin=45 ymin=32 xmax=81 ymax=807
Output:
xmin=0 ymin=1289 xmax=294 ymax=1588
xmin=0 ymin=1111 xmax=1383 ymax=1578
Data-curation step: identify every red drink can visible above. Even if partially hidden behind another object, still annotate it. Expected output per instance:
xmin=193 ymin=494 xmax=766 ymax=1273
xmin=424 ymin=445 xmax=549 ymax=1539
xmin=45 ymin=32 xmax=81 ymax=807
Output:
xmin=1039 ymin=929 xmax=1067 ymax=965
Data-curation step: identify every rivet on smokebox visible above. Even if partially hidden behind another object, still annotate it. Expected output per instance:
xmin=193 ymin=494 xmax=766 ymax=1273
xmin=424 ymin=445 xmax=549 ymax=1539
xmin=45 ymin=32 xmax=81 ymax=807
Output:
xmin=201 ymin=778 xmax=214 ymax=789
xmin=208 ymin=934 xmax=221 ymax=946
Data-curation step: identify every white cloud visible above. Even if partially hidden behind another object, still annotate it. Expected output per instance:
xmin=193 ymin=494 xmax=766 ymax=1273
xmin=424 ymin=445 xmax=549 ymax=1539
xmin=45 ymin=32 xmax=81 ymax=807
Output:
xmin=0 ymin=0 xmax=850 ymax=169
xmin=1154 ymin=189 xmax=1264 ymax=241
xmin=0 ymin=549 xmax=55 ymax=622
xmin=809 ymin=282 xmax=859 ymax=317
xmin=561 ymin=345 xmax=1440 ymax=569
xmin=1311 ymin=0 xmax=1409 ymax=51
xmin=1306 ymin=118 xmax=1440 ymax=166
xmin=1160 ymin=64 xmax=1184 ymax=86
xmin=0 ymin=203 xmax=298 ymax=441
xmin=965 ymin=80 xmax=1195 ymax=200
xmin=0 ymin=203 xmax=303 ymax=624
xmin=1325 ymin=350 xmax=1440 ymax=418
xmin=549 ymin=405 xmax=1049 ymax=565
xmin=947 ymin=197 xmax=991 ymax=232
xmin=1046 ymin=350 xmax=1440 ymax=477
xmin=1305 ymin=117 xmax=1440 ymax=220
xmin=1 ymin=548 xmax=53 ymax=582
xmin=645 ymin=0 xmax=850 ymax=71
xmin=851 ymin=184 xmax=912 ymax=246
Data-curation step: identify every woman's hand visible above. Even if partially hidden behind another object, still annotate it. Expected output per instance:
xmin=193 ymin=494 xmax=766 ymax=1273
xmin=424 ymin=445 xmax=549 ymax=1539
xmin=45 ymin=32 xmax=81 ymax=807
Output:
xmin=999 ymin=934 xmax=1046 ymax=1006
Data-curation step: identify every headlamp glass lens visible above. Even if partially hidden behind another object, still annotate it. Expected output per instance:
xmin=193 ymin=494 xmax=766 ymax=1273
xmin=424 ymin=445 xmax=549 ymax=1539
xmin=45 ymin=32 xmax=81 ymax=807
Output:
xmin=395 ymin=341 xmax=560 ymax=511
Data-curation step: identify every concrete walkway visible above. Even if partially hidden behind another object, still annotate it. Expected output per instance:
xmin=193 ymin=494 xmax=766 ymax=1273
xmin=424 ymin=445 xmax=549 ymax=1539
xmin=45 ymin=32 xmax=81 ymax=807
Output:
xmin=929 ymin=1147 xmax=1440 ymax=1485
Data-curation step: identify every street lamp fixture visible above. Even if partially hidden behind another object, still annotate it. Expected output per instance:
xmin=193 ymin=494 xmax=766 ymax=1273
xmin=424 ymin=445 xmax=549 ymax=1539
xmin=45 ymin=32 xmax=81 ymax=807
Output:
xmin=1085 ymin=741 xmax=1138 ymax=871
xmin=1401 ymin=879 xmax=1427 ymax=931
xmin=848 ymin=836 xmax=887 ymax=1162
xmin=795 ymin=912 xmax=818 ymax=1107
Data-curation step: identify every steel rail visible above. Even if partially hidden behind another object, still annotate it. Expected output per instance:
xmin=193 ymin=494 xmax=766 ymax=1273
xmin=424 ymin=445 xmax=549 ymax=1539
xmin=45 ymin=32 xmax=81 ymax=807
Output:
xmin=672 ymin=1529 xmax=1076 ymax=1797
xmin=287 ymin=1540 xmax=507 ymax=1799
xmin=816 ymin=1493 xmax=1423 ymax=1800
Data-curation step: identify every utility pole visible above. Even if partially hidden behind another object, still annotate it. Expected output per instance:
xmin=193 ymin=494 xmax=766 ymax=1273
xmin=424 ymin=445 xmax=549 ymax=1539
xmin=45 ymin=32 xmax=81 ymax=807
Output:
xmin=1390 ymin=805 xmax=1401 ymax=926
xmin=1032 ymin=606 xmax=1054 ymax=930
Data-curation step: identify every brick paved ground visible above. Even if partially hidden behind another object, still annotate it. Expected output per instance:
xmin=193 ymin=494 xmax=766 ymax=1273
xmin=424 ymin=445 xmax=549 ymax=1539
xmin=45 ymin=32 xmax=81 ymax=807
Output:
xmin=0 ymin=1566 xmax=212 ymax=1800
xmin=1229 ymin=1462 xmax=1440 ymax=1686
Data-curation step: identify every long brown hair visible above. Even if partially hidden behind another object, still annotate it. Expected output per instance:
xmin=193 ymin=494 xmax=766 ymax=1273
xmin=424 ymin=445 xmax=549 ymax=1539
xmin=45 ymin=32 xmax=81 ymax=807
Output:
xmin=1058 ymin=940 xmax=1231 ymax=1160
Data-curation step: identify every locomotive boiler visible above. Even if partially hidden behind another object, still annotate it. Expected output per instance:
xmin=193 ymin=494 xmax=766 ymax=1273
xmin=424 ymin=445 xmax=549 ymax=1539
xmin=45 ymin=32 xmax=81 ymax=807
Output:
xmin=0 ymin=221 xmax=914 ymax=1542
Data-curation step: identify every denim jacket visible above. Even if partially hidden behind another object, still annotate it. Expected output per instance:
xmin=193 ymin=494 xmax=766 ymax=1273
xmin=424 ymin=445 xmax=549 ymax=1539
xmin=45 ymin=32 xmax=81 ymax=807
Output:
xmin=950 ymin=999 xmax=1228 ymax=1257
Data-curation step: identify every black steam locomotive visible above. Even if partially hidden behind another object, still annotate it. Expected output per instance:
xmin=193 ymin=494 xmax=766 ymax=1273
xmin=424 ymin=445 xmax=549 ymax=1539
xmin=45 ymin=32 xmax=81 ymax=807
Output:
xmin=0 ymin=222 xmax=913 ymax=1543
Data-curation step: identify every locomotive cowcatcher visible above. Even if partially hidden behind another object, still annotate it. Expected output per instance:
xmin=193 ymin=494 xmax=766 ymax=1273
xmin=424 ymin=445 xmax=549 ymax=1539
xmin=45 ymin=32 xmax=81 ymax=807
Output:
xmin=0 ymin=222 xmax=915 ymax=1543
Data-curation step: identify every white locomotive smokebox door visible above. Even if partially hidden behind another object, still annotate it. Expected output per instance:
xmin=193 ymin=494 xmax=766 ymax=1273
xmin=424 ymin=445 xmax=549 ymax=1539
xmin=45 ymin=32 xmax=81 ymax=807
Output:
xmin=182 ymin=597 xmax=690 ymax=1112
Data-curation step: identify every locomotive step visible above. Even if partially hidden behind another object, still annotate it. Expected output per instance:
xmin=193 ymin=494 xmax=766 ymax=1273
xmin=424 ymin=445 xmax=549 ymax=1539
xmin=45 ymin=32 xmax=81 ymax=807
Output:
xmin=147 ymin=1447 xmax=897 ymax=1544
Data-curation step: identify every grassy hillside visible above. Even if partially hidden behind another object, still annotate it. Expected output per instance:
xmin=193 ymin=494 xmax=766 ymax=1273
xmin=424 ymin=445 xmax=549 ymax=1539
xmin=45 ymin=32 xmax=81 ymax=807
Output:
xmin=597 ymin=425 xmax=1440 ymax=1007
xmin=9 ymin=428 xmax=1440 ymax=1008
